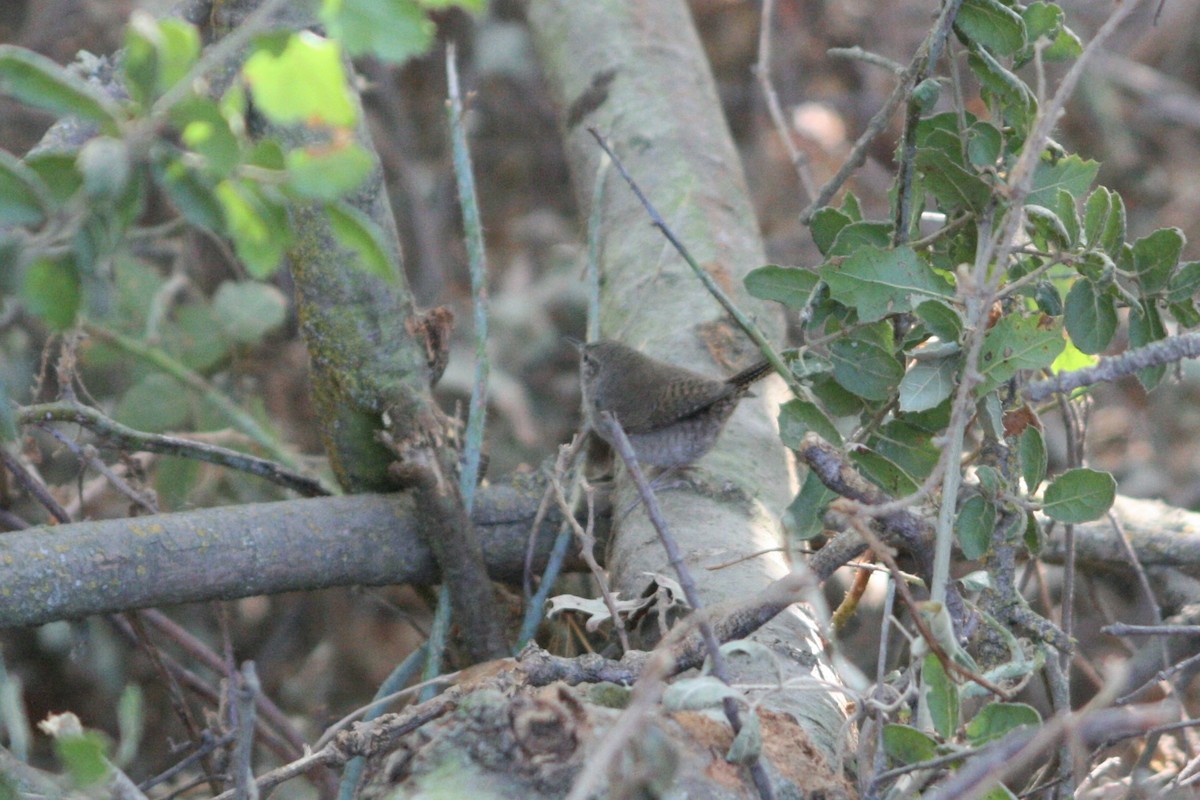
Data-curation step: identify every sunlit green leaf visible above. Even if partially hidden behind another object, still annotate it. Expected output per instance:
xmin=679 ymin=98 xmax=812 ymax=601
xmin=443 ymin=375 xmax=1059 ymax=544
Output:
xmin=242 ymin=31 xmax=356 ymax=127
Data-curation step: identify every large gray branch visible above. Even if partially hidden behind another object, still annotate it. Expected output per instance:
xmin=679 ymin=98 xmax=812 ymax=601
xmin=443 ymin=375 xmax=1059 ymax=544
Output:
xmin=0 ymin=474 xmax=585 ymax=629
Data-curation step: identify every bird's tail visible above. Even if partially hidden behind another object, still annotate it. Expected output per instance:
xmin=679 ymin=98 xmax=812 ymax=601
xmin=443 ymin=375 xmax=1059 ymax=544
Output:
xmin=727 ymin=359 xmax=774 ymax=388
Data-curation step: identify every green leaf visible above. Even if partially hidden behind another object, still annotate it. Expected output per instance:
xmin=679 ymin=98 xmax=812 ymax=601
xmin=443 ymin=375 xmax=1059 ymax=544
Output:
xmin=1063 ymin=280 xmax=1116 ymax=355
xmin=956 ymin=0 xmax=1026 ymax=55
xmin=726 ymin=708 xmax=762 ymax=764
xmin=124 ymin=13 xmax=201 ymax=104
xmin=155 ymin=157 xmax=224 ymax=231
xmin=778 ymin=399 xmax=842 ymax=447
xmin=923 ymin=653 xmax=959 ymax=739
xmin=214 ymin=180 xmax=290 ymax=278
xmin=1027 ymin=154 xmax=1099 ymax=209
xmin=851 ymin=448 xmax=919 ymax=496
xmin=786 ymin=472 xmax=836 ymax=540
xmin=870 ymin=420 xmax=940 ymax=481
xmin=744 ymin=264 xmax=819 ymax=310
xmin=810 ymin=373 xmax=865 ymax=416
xmin=1019 ymin=425 xmax=1047 ymax=491
xmin=212 ymin=281 xmax=288 ymax=345
xmin=320 ymin=0 xmax=437 ymax=63
xmin=956 ymin=495 xmax=995 ymax=560
xmin=1167 ymin=261 xmax=1200 ymax=305
xmin=1024 ymin=204 xmax=1070 ymax=250
xmin=965 ymin=702 xmax=1040 ymax=746
xmin=882 ymin=724 xmax=938 ymax=765
xmin=1033 ymin=280 xmax=1062 ymax=316
xmin=156 ymin=456 xmax=201 ymax=509
xmin=1128 ymin=299 xmax=1167 ymax=390
xmin=977 ymin=314 xmax=1064 ymax=394
xmin=0 ymin=45 xmax=121 ymax=130
xmin=161 ymin=303 xmax=229 ymax=371
xmin=326 ymin=200 xmax=397 ymax=281
xmin=1044 ymin=24 xmax=1083 ymax=62
xmin=0 ymin=148 xmax=49 ymax=225
xmin=55 ymin=732 xmax=111 ymax=787
xmin=827 ymin=221 xmax=893 ymax=256
xmin=286 ymin=142 xmax=373 ymax=200
xmin=968 ymin=47 xmax=1034 ymax=129
xmin=899 ymin=354 xmax=958 ymax=412
xmin=1050 ymin=336 xmax=1097 ymax=376
xmin=1042 ymin=468 xmax=1115 ymax=523
xmin=810 ymin=207 xmax=852 ymax=256
xmin=916 ymin=116 xmax=992 ymax=213
xmin=1083 ymin=186 xmax=1124 ymax=255
xmin=821 ymin=246 xmax=952 ymax=324
xmin=77 ymin=136 xmax=131 ymax=199
xmin=915 ymin=300 xmax=963 ymax=342
xmin=1022 ymin=2 xmax=1063 ymax=45
xmin=0 ymin=373 xmax=16 ymax=442
xmin=1132 ymin=228 xmax=1184 ymax=295
xmin=116 ymin=373 xmax=191 ymax=432
xmin=242 ymin=31 xmax=356 ymax=127
xmin=21 ymin=256 xmax=80 ymax=330
xmin=171 ymin=96 xmax=242 ymax=177
xmin=24 ymin=150 xmax=83 ymax=204
xmin=114 ymin=684 xmax=145 ymax=768
xmin=1052 ymin=188 xmax=1080 ymax=247
xmin=830 ymin=335 xmax=904 ymax=401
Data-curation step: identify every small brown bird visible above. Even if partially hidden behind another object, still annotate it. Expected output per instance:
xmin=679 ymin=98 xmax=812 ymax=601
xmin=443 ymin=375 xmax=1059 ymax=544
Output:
xmin=576 ymin=339 xmax=773 ymax=467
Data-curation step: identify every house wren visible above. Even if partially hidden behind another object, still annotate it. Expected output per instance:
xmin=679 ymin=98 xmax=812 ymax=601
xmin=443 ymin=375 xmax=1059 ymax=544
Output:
xmin=577 ymin=339 xmax=773 ymax=467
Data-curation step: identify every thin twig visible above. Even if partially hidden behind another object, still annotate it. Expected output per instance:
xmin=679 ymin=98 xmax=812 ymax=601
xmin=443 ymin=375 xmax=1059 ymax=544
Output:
xmin=586 ymin=128 xmax=794 ymax=397
xmin=599 ymin=412 xmax=776 ymax=800
xmin=19 ymin=400 xmax=330 ymax=496
xmin=548 ymin=448 xmax=629 ymax=652
xmin=1025 ymin=331 xmax=1200 ymax=402
xmin=754 ymin=0 xmax=816 ymax=201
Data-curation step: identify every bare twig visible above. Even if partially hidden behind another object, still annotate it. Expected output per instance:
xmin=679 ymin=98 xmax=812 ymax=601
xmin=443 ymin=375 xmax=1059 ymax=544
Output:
xmin=754 ymin=0 xmax=816 ymax=201
xmin=598 ymin=412 xmax=776 ymax=800
xmin=1025 ymin=331 xmax=1200 ymax=402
